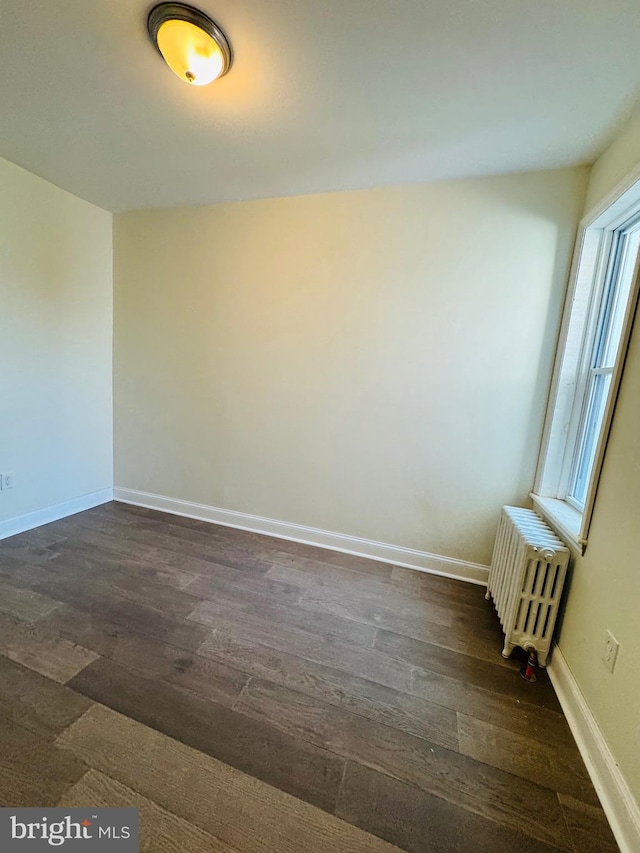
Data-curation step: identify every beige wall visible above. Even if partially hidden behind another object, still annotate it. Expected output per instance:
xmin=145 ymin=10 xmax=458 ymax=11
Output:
xmin=556 ymin=106 xmax=640 ymax=803
xmin=114 ymin=168 xmax=587 ymax=564
xmin=586 ymin=106 xmax=640 ymax=212
xmin=0 ymin=157 xmax=113 ymax=524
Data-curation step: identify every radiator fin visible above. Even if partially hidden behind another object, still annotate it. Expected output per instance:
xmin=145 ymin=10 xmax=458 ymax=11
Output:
xmin=487 ymin=506 xmax=570 ymax=666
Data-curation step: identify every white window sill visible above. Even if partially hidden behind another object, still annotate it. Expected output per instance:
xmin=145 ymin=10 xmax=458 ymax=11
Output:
xmin=530 ymin=493 xmax=586 ymax=555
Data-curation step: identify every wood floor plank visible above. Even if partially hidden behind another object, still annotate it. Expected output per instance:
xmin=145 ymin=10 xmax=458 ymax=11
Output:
xmin=67 ymin=657 xmax=344 ymax=813
xmin=0 ymin=578 xmax=60 ymax=622
xmin=410 ymin=665 xmax=575 ymax=749
xmin=337 ymin=761 xmax=567 ymax=853
xmin=5 ymin=569 xmax=210 ymax=653
xmin=389 ymin=565 xmax=489 ymax=603
xmin=270 ymin=557 xmax=488 ymax=618
xmin=2 ymin=547 xmax=198 ymax=620
xmin=232 ymin=676 xmax=572 ymax=850
xmin=94 ymin=502 xmax=210 ymax=531
xmin=26 ymin=553 xmax=202 ymax=620
xmin=268 ymin=563 xmax=453 ymax=628
xmin=0 ymin=541 xmax=58 ymax=564
xmin=0 ymin=656 xmax=93 ymax=741
xmin=398 ymin=592 xmax=506 ymax=638
xmin=56 ymin=704 xmax=403 ymax=853
xmin=39 ymin=603 xmax=249 ymax=708
xmin=98 ymin=502 xmax=390 ymax=577
xmin=259 ymin=537 xmax=394 ymax=578
xmin=199 ymin=618 xmax=413 ymax=692
xmin=60 ymin=769 xmax=239 ymax=853
xmin=49 ymin=521 xmax=228 ymax=579
xmin=0 ymin=716 xmax=86 ymax=807
xmin=142 ymin=546 xmax=269 ymax=581
xmin=59 ymin=522 xmax=278 ymax=591
xmin=238 ymin=668 xmax=459 ymax=749
xmin=409 ymin=616 xmax=521 ymax=667
xmin=105 ymin=503 xmax=316 ymax=565
xmin=135 ymin=521 xmax=278 ymax=569
xmin=50 ymin=540 xmax=199 ymax=590
xmin=298 ymin=592 xmax=513 ymax=664
xmin=457 ymin=714 xmax=600 ymax=806
xmin=67 ymin=511 xmax=276 ymax=574
xmin=0 ymin=525 xmax=67 ymax=549
xmin=0 ymin=558 xmax=73 ymax=591
xmin=95 ymin=503 xmax=395 ymax=580
xmin=268 ymin=555 xmax=407 ymax=595
xmin=188 ymin=596 xmax=377 ymax=649
xmin=190 ymin=628 xmax=457 ymax=746
xmin=375 ymin=628 xmax=562 ymax=710
xmin=268 ymin=563 xmax=508 ymax=652
xmin=297 ymin=589 xmax=452 ymax=639
xmin=384 ymin=570 xmax=503 ymax=627
xmin=186 ymin=573 xmax=304 ymax=606
xmin=301 ymin=550 xmax=393 ymax=579
xmin=558 ymin=793 xmax=620 ymax=853
xmin=0 ymin=553 xmax=35 ymax=583
xmin=71 ymin=563 xmax=200 ymax=615
xmin=0 ymin=612 xmax=98 ymax=683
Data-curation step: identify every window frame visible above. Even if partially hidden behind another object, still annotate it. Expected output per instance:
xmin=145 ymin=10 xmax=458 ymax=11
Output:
xmin=532 ymin=172 xmax=640 ymax=553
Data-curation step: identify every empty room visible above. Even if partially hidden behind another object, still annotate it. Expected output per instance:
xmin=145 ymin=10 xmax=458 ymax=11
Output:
xmin=1 ymin=1 xmax=639 ymax=851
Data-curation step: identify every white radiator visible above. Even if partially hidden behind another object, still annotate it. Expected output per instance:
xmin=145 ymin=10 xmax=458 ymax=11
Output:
xmin=486 ymin=506 xmax=570 ymax=667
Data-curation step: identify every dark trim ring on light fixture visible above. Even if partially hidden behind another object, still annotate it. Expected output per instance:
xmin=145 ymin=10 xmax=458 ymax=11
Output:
xmin=147 ymin=2 xmax=233 ymax=79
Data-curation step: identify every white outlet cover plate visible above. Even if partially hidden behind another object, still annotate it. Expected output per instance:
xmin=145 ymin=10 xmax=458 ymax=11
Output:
xmin=603 ymin=629 xmax=620 ymax=673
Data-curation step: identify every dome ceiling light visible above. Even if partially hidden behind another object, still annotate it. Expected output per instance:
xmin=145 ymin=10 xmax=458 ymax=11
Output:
xmin=147 ymin=3 xmax=232 ymax=86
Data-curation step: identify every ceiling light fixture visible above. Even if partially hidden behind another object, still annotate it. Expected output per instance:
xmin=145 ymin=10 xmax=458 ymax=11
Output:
xmin=147 ymin=3 xmax=232 ymax=86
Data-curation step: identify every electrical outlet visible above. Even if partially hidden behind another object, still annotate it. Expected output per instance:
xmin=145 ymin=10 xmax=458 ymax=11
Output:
xmin=0 ymin=472 xmax=14 ymax=490
xmin=603 ymin=630 xmax=620 ymax=674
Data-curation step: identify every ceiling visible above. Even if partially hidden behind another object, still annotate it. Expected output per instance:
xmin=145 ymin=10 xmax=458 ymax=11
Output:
xmin=1 ymin=1 xmax=640 ymax=212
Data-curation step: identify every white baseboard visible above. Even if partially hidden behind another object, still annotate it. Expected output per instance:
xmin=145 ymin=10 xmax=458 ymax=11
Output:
xmin=113 ymin=487 xmax=489 ymax=585
xmin=548 ymin=643 xmax=640 ymax=853
xmin=0 ymin=488 xmax=114 ymax=541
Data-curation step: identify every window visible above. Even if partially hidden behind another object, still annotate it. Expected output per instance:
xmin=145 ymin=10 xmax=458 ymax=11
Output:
xmin=532 ymin=178 xmax=640 ymax=552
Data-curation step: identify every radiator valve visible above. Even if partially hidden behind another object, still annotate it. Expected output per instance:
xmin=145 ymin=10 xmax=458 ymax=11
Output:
xmin=520 ymin=646 xmax=538 ymax=683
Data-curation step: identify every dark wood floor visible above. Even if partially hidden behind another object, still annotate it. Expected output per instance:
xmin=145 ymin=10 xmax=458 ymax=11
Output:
xmin=0 ymin=502 xmax=618 ymax=852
